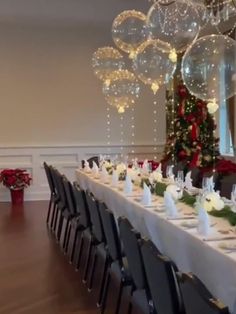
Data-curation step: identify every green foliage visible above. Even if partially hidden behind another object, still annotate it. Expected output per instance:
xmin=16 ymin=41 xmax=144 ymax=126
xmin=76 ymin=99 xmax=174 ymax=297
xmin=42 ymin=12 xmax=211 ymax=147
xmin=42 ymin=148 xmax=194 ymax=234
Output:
xmin=209 ymin=206 xmax=236 ymax=226
xmin=179 ymin=190 xmax=196 ymax=207
xmin=154 ymin=182 xmax=168 ymax=197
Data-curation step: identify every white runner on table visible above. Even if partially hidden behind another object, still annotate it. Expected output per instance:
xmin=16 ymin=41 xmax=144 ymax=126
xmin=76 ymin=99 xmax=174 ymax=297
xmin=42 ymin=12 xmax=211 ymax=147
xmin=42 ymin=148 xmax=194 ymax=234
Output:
xmin=76 ymin=169 xmax=236 ymax=314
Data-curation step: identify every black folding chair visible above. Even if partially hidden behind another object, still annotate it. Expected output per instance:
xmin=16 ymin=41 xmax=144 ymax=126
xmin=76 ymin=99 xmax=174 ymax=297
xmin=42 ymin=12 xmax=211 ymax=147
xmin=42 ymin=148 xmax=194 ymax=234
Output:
xmin=81 ymin=156 xmax=99 ymax=169
xmin=97 ymin=203 xmax=132 ymax=314
xmin=118 ymin=217 xmax=153 ymax=314
xmin=43 ymin=162 xmax=58 ymax=227
xmin=141 ymin=238 xmax=184 ymax=314
xmin=70 ymin=183 xmax=91 ymax=268
xmin=178 ymin=272 xmax=229 ymax=314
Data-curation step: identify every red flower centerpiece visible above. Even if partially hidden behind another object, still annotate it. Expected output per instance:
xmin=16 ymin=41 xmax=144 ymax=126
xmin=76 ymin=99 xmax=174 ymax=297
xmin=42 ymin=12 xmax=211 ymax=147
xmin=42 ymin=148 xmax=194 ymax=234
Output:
xmin=0 ymin=168 xmax=32 ymax=204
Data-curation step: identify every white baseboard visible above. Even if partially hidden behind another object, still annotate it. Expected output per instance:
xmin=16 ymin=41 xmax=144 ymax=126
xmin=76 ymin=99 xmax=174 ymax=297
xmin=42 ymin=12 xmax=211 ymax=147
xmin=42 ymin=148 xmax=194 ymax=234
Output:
xmin=0 ymin=143 xmax=164 ymax=201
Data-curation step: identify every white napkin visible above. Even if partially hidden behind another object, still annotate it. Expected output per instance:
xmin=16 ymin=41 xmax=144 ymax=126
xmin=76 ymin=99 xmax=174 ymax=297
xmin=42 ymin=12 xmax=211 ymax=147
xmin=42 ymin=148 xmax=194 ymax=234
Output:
xmin=142 ymin=159 xmax=150 ymax=175
xmin=101 ymin=165 xmax=108 ymax=183
xmin=124 ymin=175 xmax=133 ymax=196
xmin=197 ymin=207 xmax=210 ymax=236
xmin=164 ymin=191 xmax=178 ymax=218
xmin=111 ymin=170 xmax=119 ymax=187
xmin=185 ymin=171 xmax=193 ymax=190
xmin=92 ymin=161 xmax=99 ymax=177
xmin=156 ymin=163 xmax=162 ymax=174
xmin=141 ymin=183 xmax=152 ymax=206
xmin=133 ymin=157 xmax=139 ymax=169
xmin=83 ymin=160 xmax=91 ymax=173
xmin=207 ymin=176 xmax=215 ymax=192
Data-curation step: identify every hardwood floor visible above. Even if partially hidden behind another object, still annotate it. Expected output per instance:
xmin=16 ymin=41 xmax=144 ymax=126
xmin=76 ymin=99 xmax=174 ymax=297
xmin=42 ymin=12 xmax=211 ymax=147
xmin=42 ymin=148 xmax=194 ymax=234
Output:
xmin=0 ymin=201 xmax=99 ymax=314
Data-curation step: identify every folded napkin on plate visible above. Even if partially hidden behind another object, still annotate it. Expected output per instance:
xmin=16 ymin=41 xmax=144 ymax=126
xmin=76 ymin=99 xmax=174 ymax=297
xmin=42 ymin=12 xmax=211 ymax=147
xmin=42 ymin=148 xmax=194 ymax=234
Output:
xmin=124 ymin=175 xmax=133 ymax=196
xmin=197 ymin=207 xmax=210 ymax=236
xmin=101 ymin=165 xmax=108 ymax=182
xmin=142 ymin=159 xmax=150 ymax=175
xmin=141 ymin=183 xmax=152 ymax=206
xmin=92 ymin=161 xmax=99 ymax=177
xmin=111 ymin=170 xmax=119 ymax=187
xmin=156 ymin=163 xmax=162 ymax=173
xmin=83 ymin=160 xmax=91 ymax=173
xmin=185 ymin=171 xmax=193 ymax=190
xmin=164 ymin=191 xmax=178 ymax=218
xmin=207 ymin=176 xmax=215 ymax=192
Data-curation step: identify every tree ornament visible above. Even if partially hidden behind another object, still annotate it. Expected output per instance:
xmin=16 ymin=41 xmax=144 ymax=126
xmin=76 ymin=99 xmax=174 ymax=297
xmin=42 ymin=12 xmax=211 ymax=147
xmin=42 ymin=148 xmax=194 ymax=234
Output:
xmin=207 ymin=99 xmax=219 ymax=114
xmin=112 ymin=10 xmax=148 ymax=59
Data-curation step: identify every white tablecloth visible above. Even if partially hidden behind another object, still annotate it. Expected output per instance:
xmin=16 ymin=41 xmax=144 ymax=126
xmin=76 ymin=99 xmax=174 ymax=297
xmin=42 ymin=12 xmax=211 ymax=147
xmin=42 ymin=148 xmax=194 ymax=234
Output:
xmin=77 ymin=170 xmax=236 ymax=313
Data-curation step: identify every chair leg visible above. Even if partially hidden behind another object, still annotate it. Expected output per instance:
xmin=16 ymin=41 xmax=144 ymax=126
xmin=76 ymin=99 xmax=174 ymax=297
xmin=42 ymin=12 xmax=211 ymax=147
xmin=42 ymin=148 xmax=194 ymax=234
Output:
xmin=67 ymin=224 xmax=78 ymax=263
xmin=49 ymin=203 xmax=57 ymax=230
xmin=46 ymin=197 xmax=52 ymax=225
xmin=86 ymin=245 xmax=97 ymax=289
xmin=82 ymin=236 xmax=93 ymax=283
xmin=87 ymin=243 xmax=109 ymax=308
xmin=64 ymin=222 xmax=71 ymax=254
xmin=59 ymin=217 xmax=68 ymax=250
xmin=73 ymin=230 xmax=84 ymax=270
xmin=55 ymin=211 xmax=63 ymax=241
xmin=52 ymin=206 xmax=59 ymax=233
xmin=102 ymin=262 xmax=123 ymax=314
xmin=118 ymin=286 xmax=132 ymax=314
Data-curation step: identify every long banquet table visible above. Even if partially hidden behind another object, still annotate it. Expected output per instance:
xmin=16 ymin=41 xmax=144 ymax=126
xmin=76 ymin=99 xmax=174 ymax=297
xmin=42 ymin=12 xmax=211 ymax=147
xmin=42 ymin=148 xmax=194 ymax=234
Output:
xmin=77 ymin=169 xmax=236 ymax=313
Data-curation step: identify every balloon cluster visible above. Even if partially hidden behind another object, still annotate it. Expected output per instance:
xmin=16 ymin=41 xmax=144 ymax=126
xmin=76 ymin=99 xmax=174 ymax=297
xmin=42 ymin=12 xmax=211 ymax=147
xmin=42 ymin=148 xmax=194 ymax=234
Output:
xmin=92 ymin=0 xmax=236 ymax=114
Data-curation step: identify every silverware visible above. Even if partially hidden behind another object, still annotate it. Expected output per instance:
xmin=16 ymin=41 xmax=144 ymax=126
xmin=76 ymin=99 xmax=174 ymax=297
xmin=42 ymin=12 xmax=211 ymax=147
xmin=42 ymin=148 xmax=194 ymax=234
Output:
xmin=167 ymin=216 xmax=197 ymax=220
xmin=203 ymin=236 xmax=236 ymax=242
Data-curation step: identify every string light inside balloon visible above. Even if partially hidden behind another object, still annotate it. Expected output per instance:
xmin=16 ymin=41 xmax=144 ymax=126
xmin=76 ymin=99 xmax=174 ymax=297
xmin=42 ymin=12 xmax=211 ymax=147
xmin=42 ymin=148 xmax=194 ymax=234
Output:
xmin=153 ymin=100 xmax=158 ymax=160
xmin=106 ymin=106 xmax=111 ymax=157
xmin=131 ymin=107 xmax=136 ymax=155
xmin=120 ymin=114 xmax=124 ymax=159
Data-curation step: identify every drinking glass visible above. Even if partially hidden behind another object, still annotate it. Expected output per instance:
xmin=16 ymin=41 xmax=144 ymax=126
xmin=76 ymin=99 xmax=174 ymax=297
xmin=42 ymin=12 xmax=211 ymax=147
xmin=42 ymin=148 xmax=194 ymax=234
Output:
xmin=231 ymin=184 xmax=236 ymax=211
xmin=177 ymin=170 xmax=184 ymax=189
xmin=202 ymin=177 xmax=209 ymax=195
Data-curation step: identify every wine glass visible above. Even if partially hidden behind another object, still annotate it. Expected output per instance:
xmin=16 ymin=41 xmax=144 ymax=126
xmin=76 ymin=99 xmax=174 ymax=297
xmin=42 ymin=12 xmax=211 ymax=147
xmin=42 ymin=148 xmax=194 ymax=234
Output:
xmin=201 ymin=177 xmax=209 ymax=196
xmin=177 ymin=170 xmax=184 ymax=189
xmin=231 ymin=184 xmax=236 ymax=212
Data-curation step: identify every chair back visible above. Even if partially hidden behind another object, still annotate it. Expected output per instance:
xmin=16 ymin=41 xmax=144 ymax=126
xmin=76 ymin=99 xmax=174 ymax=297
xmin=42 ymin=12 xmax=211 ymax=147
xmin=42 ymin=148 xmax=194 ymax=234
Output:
xmin=178 ymin=273 xmax=229 ymax=314
xmin=118 ymin=217 xmax=147 ymax=290
xmin=81 ymin=156 xmax=99 ymax=169
xmin=141 ymin=239 xmax=183 ymax=314
xmin=189 ymin=167 xmax=200 ymax=188
xmin=73 ymin=183 xmax=90 ymax=228
xmin=220 ymin=174 xmax=236 ymax=199
xmin=56 ymin=172 xmax=67 ymax=208
xmin=43 ymin=162 xmax=55 ymax=195
xmin=63 ymin=177 xmax=76 ymax=215
xmin=98 ymin=202 xmax=122 ymax=261
xmin=173 ymin=161 xmax=187 ymax=177
xmin=85 ymin=192 xmax=104 ymax=243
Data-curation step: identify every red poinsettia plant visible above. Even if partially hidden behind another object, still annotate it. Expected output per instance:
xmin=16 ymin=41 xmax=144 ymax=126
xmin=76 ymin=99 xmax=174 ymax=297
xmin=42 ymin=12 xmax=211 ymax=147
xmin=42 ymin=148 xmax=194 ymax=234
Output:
xmin=0 ymin=168 xmax=32 ymax=190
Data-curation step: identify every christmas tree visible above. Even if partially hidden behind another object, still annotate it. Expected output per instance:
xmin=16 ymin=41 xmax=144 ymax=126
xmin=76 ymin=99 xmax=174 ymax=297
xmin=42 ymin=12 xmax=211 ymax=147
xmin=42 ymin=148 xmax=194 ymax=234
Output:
xmin=163 ymin=80 xmax=220 ymax=169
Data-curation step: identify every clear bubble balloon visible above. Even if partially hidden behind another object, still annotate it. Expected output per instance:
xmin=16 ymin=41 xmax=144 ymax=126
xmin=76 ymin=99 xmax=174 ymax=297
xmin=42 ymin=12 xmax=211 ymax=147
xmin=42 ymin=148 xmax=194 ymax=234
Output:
xmin=103 ymin=70 xmax=140 ymax=113
xmin=112 ymin=10 xmax=148 ymax=59
xmin=133 ymin=39 xmax=177 ymax=94
xmin=182 ymin=34 xmax=236 ymax=110
xmin=147 ymin=0 xmax=201 ymax=53
xmin=92 ymin=47 xmax=125 ymax=86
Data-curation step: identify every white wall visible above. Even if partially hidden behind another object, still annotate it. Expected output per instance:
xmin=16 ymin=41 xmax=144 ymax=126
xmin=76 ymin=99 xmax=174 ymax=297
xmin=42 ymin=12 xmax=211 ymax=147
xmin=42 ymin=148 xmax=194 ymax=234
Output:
xmin=0 ymin=22 xmax=166 ymax=200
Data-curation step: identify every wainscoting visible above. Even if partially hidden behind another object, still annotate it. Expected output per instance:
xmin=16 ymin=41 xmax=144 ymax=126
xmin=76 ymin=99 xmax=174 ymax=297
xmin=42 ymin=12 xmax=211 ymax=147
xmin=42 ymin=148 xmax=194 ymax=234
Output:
xmin=0 ymin=143 xmax=164 ymax=201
